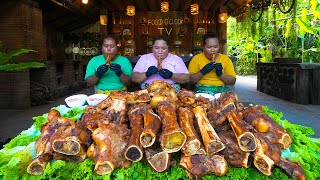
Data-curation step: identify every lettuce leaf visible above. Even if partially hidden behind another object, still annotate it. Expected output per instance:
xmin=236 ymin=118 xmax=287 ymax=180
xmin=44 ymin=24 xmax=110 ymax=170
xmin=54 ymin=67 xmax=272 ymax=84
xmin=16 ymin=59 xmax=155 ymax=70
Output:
xmin=32 ymin=114 xmax=48 ymax=130
xmin=262 ymin=106 xmax=320 ymax=180
xmin=3 ymin=126 xmax=40 ymax=149
xmin=0 ymin=143 xmax=35 ymax=180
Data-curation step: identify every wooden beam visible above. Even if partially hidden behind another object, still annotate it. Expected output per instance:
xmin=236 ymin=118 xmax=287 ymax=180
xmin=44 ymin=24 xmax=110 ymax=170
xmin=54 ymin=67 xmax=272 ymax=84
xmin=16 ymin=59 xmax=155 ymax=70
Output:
xmin=146 ymin=0 xmax=159 ymax=11
xmin=182 ymin=0 xmax=192 ymax=11
xmin=109 ymin=0 xmax=125 ymax=12
xmin=135 ymin=0 xmax=148 ymax=11
xmin=201 ymin=0 xmax=216 ymax=11
xmin=95 ymin=0 xmax=116 ymax=12
xmin=208 ymin=0 xmax=228 ymax=12
xmin=171 ymin=0 xmax=180 ymax=11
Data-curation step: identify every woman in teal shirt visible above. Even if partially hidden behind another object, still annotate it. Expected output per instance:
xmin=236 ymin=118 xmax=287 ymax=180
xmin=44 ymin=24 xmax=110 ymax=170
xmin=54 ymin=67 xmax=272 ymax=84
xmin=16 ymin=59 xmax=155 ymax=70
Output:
xmin=85 ymin=35 xmax=132 ymax=94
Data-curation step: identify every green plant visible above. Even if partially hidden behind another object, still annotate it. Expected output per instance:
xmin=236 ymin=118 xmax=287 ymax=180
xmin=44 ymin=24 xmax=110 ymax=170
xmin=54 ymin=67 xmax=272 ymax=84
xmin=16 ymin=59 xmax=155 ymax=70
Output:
xmin=0 ymin=48 xmax=45 ymax=71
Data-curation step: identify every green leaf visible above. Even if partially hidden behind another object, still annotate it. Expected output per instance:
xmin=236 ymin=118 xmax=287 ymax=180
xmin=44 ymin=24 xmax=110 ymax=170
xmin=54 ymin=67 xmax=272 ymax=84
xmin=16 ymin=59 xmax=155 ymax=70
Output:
xmin=0 ymin=62 xmax=45 ymax=72
xmin=296 ymin=17 xmax=314 ymax=35
xmin=0 ymin=49 xmax=37 ymax=65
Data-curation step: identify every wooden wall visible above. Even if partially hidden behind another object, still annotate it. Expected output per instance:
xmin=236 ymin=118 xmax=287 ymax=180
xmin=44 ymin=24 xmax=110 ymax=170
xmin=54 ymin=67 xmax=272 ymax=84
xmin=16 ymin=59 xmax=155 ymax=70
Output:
xmin=0 ymin=0 xmax=46 ymax=62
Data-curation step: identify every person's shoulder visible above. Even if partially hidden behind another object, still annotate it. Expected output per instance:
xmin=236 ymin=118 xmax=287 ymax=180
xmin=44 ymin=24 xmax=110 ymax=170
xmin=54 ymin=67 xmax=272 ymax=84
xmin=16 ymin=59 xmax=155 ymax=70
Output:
xmin=168 ymin=53 xmax=182 ymax=60
xmin=219 ymin=53 xmax=232 ymax=61
xmin=90 ymin=54 xmax=103 ymax=61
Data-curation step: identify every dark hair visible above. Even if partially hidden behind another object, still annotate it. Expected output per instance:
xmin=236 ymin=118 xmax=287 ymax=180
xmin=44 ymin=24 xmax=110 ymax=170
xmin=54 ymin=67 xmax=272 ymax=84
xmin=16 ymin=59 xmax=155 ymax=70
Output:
xmin=202 ymin=32 xmax=219 ymax=46
xmin=102 ymin=35 xmax=119 ymax=46
xmin=153 ymin=35 xmax=170 ymax=45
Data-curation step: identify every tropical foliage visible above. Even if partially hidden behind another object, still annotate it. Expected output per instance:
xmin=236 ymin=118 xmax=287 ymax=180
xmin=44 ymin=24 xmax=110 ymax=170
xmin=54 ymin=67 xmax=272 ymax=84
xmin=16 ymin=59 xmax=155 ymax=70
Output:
xmin=227 ymin=0 xmax=320 ymax=75
xmin=0 ymin=44 xmax=45 ymax=72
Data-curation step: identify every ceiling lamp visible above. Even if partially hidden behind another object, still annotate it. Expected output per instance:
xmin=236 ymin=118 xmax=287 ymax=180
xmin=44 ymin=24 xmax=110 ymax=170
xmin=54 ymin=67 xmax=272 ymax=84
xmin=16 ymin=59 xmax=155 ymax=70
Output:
xmin=126 ymin=5 xmax=135 ymax=16
xmin=82 ymin=0 xmax=88 ymax=4
xmin=190 ymin=3 xmax=199 ymax=15
xmin=218 ymin=7 xmax=228 ymax=23
xmin=161 ymin=1 xmax=169 ymax=13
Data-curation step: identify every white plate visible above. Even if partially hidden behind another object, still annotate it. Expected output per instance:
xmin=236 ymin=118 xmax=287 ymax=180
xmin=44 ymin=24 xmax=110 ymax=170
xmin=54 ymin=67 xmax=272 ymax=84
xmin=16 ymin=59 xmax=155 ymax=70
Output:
xmin=195 ymin=93 xmax=215 ymax=101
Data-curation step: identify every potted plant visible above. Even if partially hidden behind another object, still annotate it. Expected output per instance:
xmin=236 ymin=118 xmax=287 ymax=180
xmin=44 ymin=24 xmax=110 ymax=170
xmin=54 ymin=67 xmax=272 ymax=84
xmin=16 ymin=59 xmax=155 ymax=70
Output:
xmin=0 ymin=47 xmax=45 ymax=108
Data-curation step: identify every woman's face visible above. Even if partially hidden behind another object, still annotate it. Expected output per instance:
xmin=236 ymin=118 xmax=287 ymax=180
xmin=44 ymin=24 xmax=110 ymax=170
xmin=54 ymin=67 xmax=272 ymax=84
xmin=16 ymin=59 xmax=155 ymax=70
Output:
xmin=152 ymin=40 xmax=169 ymax=60
xmin=101 ymin=38 xmax=118 ymax=58
xmin=203 ymin=37 xmax=219 ymax=61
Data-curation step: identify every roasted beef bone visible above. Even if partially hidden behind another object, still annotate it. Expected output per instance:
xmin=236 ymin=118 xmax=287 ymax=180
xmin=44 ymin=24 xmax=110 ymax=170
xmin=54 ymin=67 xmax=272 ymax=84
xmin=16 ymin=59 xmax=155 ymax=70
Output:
xmin=193 ymin=106 xmax=225 ymax=156
xmin=178 ymin=107 xmax=206 ymax=156
xmin=227 ymin=111 xmax=257 ymax=152
xmin=157 ymin=101 xmax=186 ymax=153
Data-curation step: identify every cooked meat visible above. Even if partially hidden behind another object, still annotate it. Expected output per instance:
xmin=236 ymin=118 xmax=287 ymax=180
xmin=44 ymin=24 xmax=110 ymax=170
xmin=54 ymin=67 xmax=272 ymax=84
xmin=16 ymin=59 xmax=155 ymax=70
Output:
xmin=218 ymin=131 xmax=251 ymax=168
xmin=193 ymin=106 xmax=225 ymax=156
xmin=226 ymin=111 xmax=257 ymax=152
xmin=157 ymin=101 xmax=186 ymax=153
xmin=125 ymin=104 xmax=146 ymax=162
xmin=140 ymin=107 xmax=161 ymax=148
xmin=180 ymin=154 xmax=228 ymax=179
xmin=90 ymin=123 xmax=131 ymax=175
xmin=242 ymin=106 xmax=292 ymax=149
xmin=178 ymin=107 xmax=205 ymax=156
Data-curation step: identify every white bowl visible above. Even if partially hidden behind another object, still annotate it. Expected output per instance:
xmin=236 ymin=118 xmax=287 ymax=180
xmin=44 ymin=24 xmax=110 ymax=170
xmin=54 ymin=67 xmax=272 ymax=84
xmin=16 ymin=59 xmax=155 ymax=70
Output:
xmin=195 ymin=93 xmax=215 ymax=101
xmin=65 ymin=94 xmax=88 ymax=108
xmin=214 ymin=93 xmax=222 ymax=100
xmin=86 ymin=94 xmax=108 ymax=106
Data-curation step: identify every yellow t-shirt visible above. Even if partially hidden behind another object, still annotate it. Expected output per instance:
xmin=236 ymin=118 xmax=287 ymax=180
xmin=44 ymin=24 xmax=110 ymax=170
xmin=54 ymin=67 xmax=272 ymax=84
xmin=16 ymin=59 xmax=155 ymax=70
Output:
xmin=188 ymin=52 xmax=236 ymax=86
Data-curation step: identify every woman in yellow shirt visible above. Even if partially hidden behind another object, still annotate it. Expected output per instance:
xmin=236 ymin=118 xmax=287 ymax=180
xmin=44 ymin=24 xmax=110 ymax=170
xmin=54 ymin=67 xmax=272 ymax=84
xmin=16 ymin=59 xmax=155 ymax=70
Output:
xmin=188 ymin=32 xmax=236 ymax=95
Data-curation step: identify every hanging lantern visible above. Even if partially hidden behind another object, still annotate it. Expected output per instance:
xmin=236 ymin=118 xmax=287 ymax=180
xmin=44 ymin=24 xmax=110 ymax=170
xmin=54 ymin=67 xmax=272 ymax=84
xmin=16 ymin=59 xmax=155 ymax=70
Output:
xmin=218 ymin=13 xmax=227 ymax=23
xmin=127 ymin=5 xmax=135 ymax=16
xmin=190 ymin=3 xmax=199 ymax=15
xmin=82 ymin=0 xmax=88 ymax=4
xmin=161 ymin=1 xmax=169 ymax=13
xmin=100 ymin=15 xmax=107 ymax=25
xmin=218 ymin=6 xmax=228 ymax=23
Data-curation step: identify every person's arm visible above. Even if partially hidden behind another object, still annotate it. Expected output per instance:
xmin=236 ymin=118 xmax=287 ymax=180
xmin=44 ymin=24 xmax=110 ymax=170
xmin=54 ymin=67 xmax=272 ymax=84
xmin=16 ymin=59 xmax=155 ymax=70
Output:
xmin=218 ymin=74 xmax=236 ymax=85
xmin=171 ymin=73 xmax=190 ymax=84
xmin=85 ymin=75 xmax=99 ymax=87
xmin=119 ymin=73 xmax=132 ymax=87
xmin=217 ymin=57 xmax=236 ymax=85
xmin=190 ymin=72 xmax=203 ymax=84
xmin=132 ymin=72 xmax=147 ymax=84
xmin=85 ymin=61 xmax=108 ymax=87
xmin=132 ymin=55 xmax=158 ymax=84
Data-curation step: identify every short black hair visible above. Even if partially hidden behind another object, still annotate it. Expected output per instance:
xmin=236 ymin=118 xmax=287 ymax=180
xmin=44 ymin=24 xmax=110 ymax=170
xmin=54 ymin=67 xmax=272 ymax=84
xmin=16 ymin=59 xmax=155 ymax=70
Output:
xmin=202 ymin=32 xmax=219 ymax=46
xmin=153 ymin=35 xmax=170 ymax=45
xmin=102 ymin=35 xmax=119 ymax=45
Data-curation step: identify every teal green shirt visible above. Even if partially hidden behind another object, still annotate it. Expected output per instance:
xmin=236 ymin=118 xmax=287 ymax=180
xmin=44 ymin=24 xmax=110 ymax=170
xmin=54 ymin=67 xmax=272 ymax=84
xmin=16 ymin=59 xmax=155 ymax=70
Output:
xmin=85 ymin=55 xmax=132 ymax=90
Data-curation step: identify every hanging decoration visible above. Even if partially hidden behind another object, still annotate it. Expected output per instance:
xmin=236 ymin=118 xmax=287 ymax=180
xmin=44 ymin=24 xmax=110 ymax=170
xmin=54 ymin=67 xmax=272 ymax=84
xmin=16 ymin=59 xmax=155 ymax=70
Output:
xmin=100 ymin=15 xmax=107 ymax=25
xmin=161 ymin=1 xmax=169 ymax=13
xmin=218 ymin=7 xmax=228 ymax=23
xmin=190 ymin=3 xmax=199 ymax=15
xmin=127 ymin=5 xmax=135 ymax=16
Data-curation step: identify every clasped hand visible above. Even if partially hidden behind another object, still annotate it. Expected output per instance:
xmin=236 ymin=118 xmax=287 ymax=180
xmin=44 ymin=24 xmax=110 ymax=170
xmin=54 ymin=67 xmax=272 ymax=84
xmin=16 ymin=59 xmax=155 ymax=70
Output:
xmin=95 ymin=63 xmax=123 ymax=78
xmin=200 ymin=62 xmax=223 ymax=76
xmin=145 ymin=66 xmax=173 ymax=79
xmin=95 ymin=64 xmax=108 ymax=78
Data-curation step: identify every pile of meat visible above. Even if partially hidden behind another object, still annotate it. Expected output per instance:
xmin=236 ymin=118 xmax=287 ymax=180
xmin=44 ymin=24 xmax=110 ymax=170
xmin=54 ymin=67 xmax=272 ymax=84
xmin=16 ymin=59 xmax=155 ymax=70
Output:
xmin=27 ymin=80 xmax=305 ymax=179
